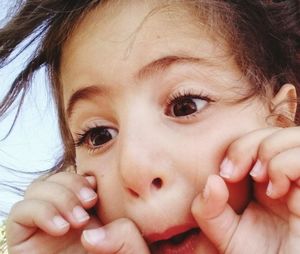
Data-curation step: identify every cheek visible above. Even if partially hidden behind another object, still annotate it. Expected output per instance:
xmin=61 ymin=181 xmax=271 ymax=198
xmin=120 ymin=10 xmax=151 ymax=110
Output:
xmin=75 ymin=103 xmax=268 ymax=222
xmin=76 ymin=151 xmax=127 ymax=222
xmin=97 ymin=174 xmax=126 ymax=223
xmin=172 ymin=108 xmax=267 ymax=208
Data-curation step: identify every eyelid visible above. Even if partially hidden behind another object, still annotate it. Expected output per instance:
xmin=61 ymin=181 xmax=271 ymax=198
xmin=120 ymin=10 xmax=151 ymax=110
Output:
xmin=73 ymin=118 xmax=118 ymax=151
xmin=167 ymin=87 xmax=214 ymax=102
xmin=164 ymin=88 xmax=215 ymax=117
xmin=74 ymin=126 xmax=118 ymax=155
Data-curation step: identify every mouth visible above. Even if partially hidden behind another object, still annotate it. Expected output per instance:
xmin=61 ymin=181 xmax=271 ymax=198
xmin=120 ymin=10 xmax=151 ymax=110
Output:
xmin=148 ymin=227 xmax=201 ymax=254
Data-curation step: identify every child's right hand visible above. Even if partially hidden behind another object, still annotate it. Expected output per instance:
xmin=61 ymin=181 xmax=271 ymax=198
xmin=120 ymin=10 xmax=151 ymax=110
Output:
xmin=6 ymin=172 xmax=98 ymax=253
xmin=6 ymin=172 xmax=150 ymax=254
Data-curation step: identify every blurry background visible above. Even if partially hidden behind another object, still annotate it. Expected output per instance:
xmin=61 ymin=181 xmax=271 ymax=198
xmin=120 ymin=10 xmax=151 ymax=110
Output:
xmin=0 ymin=1 xmax=62 ymax=222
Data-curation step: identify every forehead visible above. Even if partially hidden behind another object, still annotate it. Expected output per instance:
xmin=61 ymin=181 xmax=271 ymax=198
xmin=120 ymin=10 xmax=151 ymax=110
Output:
xmin=60 ymin=0 xmax=232 ymax=103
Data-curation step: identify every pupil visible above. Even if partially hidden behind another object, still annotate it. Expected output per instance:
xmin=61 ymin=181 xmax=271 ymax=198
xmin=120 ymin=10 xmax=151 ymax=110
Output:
xmin=173 ymin=98 xmax=197 ymax=116
xmin=90 ymin=128 xmax=112 ymax=146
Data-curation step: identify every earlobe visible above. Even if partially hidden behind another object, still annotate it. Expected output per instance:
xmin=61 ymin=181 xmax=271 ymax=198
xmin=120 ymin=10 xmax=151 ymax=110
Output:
xmin=271 ymin=83 xmax=297 ymax=124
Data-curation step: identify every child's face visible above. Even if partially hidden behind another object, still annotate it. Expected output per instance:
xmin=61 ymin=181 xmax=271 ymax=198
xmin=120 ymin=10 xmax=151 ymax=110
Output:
xmin=61 ymin=1 xmax=270 ymax=253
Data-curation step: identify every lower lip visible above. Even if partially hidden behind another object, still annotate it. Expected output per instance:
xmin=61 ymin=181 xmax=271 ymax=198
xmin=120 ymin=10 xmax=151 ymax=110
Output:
xmin=151 ymin=229 xmax=200 ymax=254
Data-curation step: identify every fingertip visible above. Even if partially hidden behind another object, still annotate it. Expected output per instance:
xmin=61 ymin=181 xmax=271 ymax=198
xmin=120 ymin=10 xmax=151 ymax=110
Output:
xmin=82 ymin=227 xmax=106 ymax=246
xmin=85 ymin=176 xmax=97 ymax=188
xmin=249 ymin=160 xmax=268 ymax=182
xmin=208 ymin=174 xmax=227 ymax=186
xmin=192 ymin=175 xmax=239 ymax=253
xmin=50 ymin=215 xmax=70 ymax=235
xmin=266 ymin=181 xmax=273 ymax=197
xmin=71 ymin=206 xmax=90 ymax=226
xmin=219 ymin=159 xmax=244 ymax=183
xmin=79 ymin=187 xmax=98 ymax=205
xmin=201 ymin=175 xmax=218 ymax=201
xmin=81 ymin=221 xmax=150 ymax=254
xmin=192 ymin=175 xmax=229 ymax=220
xmin=207 ymin=174 xmax=229 ymax=199
xmin=220 ymin=158 xmax=235 ymax=180
xmin=266 ymin=178 xmax=290 ymax=199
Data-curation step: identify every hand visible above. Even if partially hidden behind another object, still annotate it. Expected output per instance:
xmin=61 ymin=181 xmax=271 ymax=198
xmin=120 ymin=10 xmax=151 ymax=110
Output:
xmin=192 ymin=127 xmax=300 ymax=254
xmin=6 ymin=172 xmax=150 ymax=254
xmin=6 ymin=172 xmax=98 ymax=254
xmin=81 ymin=218 xmax=150 ymax=254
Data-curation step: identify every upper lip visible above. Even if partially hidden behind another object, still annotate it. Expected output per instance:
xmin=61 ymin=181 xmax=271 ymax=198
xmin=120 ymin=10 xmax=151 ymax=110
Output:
xmin=145 ymin=224 xmax=196 ymax=244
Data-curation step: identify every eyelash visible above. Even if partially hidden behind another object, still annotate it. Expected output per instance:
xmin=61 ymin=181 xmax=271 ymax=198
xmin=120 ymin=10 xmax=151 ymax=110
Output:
xmin=74 ymin=126 xmax=116 ymax=154
xmin=74 ymin=89 xmax=214 ymax=153
xmin=74 ymin=129 xmax=91 ymax=147
xmin=165 ymin=89 xmax=214 ymax=117
xmin=74 ymin=129 xmax=96 ymax=154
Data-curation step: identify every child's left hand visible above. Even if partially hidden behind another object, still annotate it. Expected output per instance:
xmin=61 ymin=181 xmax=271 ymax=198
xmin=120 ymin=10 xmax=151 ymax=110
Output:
xmin=192 ymin=126 xmax=300 ymax=254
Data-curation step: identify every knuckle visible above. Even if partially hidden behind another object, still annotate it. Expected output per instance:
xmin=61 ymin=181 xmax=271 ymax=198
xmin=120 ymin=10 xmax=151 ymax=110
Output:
xmin=46 ymin=171 xmax=71 ymax=183
xmin=40 ymin=202 xmax=57 ymax=217
xmin=55 ymin=189 xmax=78 ymax=207
xmin=24 ymin=181 xmax=79 ymax=208
xmin=23 ymin=181 xmax=39 ymax=198
xmin=35 ymin=200 xmax=54 ymax=215
xmin=49 ymin=172 xmax=87 ymax=189
xmin=226 ymin=140 xmax=245 ymax=159
xmin=47 ymin=171 xmax=70 ymax=180
xmin=258 ymin=139 xmax=275 ymax=161
xmin=267 ymin=158 xmax=280 ymax=175
xmin=8 ymin=201 xmax=23 ymax=216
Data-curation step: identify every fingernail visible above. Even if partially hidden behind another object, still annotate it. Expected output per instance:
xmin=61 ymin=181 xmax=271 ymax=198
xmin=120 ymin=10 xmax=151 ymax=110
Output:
xmin=83 ymin=228 xmax=106 ymax=245
xmin=250 ymin=160 xmax=263 ymax=177
xmin=52 ymin=215 xmax=69 ymax=229
xmin=85 ymin=176 xmax=96 ymax=186
xmin=79 ymin=187 xmax=97 ymax=202
xmin=266 ymin=181 xmax=273 ymax=196
xmin=72 ymin=206 xmax=89 ymax=223
xmin=220 ymin=158 xmax=235 ymax=179
xmin=202 ymin=184 xmax=210 ymax=201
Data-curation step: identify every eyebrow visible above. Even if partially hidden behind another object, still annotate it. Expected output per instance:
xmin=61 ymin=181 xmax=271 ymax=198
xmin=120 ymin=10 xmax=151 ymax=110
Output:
xmin=66 ymin=55 xmax=211 ymax=118
xmin=135 ymin=55 xmax=209 ymax=80
xmin=66 ymin=85 xmax=103 ymax=118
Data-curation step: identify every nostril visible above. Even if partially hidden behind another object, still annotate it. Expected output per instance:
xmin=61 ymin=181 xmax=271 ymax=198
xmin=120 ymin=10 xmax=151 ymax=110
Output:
xmin=128 ymin=188 xmax=139 ymax=198
xmin=152 ymin=178 xmax=163 ymax=189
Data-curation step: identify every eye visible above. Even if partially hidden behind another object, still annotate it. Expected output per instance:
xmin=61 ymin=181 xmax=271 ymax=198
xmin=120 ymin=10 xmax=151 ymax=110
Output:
xmin=166 ymin=91 xmax=212 ymax=118
xmin=75 ymin=126 xmax=118 ymax=150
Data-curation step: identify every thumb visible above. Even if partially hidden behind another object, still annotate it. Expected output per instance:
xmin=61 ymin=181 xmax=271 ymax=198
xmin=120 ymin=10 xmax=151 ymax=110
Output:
xmin=192 ymin=175 xmax=240 ymax=253
xmin=81 ymin=218 xmax=150 ymax=254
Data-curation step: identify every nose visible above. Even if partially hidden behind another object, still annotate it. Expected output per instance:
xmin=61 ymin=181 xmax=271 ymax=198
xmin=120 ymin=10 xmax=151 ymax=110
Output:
xmin=117 ymin=126 xmax=169 ymax=199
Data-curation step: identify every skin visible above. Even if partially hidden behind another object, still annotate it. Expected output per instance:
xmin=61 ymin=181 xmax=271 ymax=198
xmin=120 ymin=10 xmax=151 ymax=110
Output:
xmin=62 ymin=1 xmax=268 ymax=252
xmin=5 ymin=1 xmax=300 ymax=254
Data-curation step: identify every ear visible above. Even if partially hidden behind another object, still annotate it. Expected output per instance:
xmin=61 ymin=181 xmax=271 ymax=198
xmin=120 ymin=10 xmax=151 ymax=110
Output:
xmin=271 ymin=83 xmax=297 ymax=124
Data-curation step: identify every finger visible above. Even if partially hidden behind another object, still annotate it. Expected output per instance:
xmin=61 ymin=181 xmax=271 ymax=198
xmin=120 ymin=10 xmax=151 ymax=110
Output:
xmin=286 ymin=184 xmax=300 ymax=244
xmin=266 ymin=147 xmax=300 ymax=199
xmin=6 ymin=199 xmax=70 ymax=246
xmin=253 ymin=127 xmax=300 ymax=181
xmin=191 ymin=175 xmax=239 ymax=252
xmin=83 ymin=215 xmax=104 ymax=229
xmin=81 ymin=218 xmax=150 ymax=254
xmin=46 ymin=172 xmax=98 ymax=205
xmin=287 ymin=185 xmax=300 ymax=217
xmin=85 ymin=175 xmax=97 ymax=189
xmin=220 ymin=127 xmax=280 ymax=182
xmin=25 ymin=181 xmax=90 ymax=227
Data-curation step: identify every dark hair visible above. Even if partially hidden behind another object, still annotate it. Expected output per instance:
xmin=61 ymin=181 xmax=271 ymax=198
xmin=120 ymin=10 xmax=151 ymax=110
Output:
xmin=0 ymin=0 xmax=100 ymax=172
xmin=0 ymin=0 xmax=299 ymax=172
